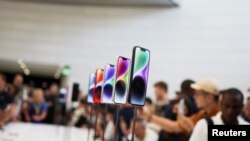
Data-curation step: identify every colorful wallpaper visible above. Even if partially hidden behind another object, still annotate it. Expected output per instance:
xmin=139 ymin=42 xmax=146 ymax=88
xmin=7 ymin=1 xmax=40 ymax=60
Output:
xmin=102 ymin=64 xmax=115 ymax=104
xmin=87 ymin=73 xmax=95 ymax=103
xmin=114 ymin=57 xmax=131 ymax=104
xmin=94 ymin=69 xmax=104 ymax=103
xmin=130 ymin=47 xmax=150 ymax=106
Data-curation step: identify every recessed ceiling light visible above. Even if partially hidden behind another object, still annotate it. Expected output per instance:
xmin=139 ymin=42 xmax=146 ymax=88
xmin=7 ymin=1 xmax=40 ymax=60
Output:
xmin=24 ymin=69 xmax=30 ymax=75
xmin=17 ymin=58 xmax=23 ymax=64
xmin=20 ymin=63 xmax=26 ymax=69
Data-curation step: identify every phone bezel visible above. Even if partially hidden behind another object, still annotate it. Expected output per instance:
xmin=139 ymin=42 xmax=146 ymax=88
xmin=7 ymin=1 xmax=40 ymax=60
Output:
xmin=113 ymin=56 xmax=131 ymax=104
xmin=101 ymin=64 xmax=116 ymax=104
xmin=94 ymin=68 xmax=104 ymax=104
xmin=87 ymin=73 xmax=95 ymax=104
xmin=128 ymin=46 xmax=150 ymax=106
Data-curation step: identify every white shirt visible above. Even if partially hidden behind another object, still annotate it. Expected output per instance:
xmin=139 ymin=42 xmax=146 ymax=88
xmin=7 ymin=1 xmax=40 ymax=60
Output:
xmin=189 ymin=112 xmax=250 ymax=141
xmin=104 ymin=120 xmax=114 ymax=140
xmin=128 ymin=127 xmax=159 ymax=141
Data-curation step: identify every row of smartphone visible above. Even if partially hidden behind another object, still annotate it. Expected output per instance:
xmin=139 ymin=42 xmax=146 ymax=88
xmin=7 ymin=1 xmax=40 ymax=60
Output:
xmin=87 ymin=46 xmax=150 ymax=106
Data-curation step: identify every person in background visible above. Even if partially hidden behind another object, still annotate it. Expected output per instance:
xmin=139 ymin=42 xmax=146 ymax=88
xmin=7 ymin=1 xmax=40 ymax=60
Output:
xmin=128 ymin=118 xmax=158 ymax=141
xmin=94 ymin=105 xmax=106 ymax=141
xmin=241 ymin=95 xmax=250 ymax=123
xmin=0 ymin=73 xmax=15 ymax=128
xmin=20 ymin=100 xmax=29 ymax=122
xmin=176 ymin=79 xmax=199 ymax=115
xmin=72 ymin=97 xmax=88 ymax=127
xmin=85 ymin=103 xmax=95 ymax=128
xmin=26 ymin=89 xmax=48 ymax=123
xmin=104 ymin=106 xmax=115 ymax=141
xmin=154 ymin=81 xmax=169 ymax=116
xmin=45 ymin=83 xmax=59 ymax=124
xmin=11 ymin=74 xmax=25 ymax=101
xmin=164 ymin=79 xmax=199 ymax=121
xmin=142 ymin=78 xmax=220 ymax=136
xmin=142 ymin=97 xmax=161 ymax=136
xmin=145 ymin=97 xmax=155 ymax=114
xmin=10 ymin=74 xmax=28 ymax=121
xmin=189 ymin=88 xmax=249 ymax=141
xmin=115 ymin=104 xmax=134 ymax=141
xmin=157 ymin=79 xmax=198 ymax=141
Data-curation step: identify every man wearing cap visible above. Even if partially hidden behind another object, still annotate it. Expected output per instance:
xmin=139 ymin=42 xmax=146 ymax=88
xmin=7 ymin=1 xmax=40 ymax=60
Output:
xmin=157 ymin=79 xmax=199 ymax=141
xmin=187 ymin=78 xmax=220 ymax=126
xmin=142 ymin=78 xmax=220 ymax=135
xmin=189 ymin=88 xmax=249 ymax=141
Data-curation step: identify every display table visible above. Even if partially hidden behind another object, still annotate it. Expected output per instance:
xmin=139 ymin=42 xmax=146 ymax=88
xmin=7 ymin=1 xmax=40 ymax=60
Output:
xmin=0 ymin=122 xmax=94 ymax=141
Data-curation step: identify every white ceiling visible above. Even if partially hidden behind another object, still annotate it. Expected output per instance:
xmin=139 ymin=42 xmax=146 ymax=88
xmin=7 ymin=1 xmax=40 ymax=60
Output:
xmin=5 ymin=0 xmax=179 ymax=6
xmin=0 ymin=0 xmax=250 ymax=99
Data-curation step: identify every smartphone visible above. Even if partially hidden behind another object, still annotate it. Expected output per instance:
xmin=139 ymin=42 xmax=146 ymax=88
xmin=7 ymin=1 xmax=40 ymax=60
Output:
xmin=178 ymin=99 xmax=185 ymax=114
xmin=114 ymin=56 xmax=131 ymax=104
xmin=94 ymin=69 xmax=104 ymax=104
xmin=128 ymin=46 xmax=150 ymax=106
xmin=101 ymin=64 xmax=116 ymax=104
xmin=87 ymin=73 xmax=96 ymax=104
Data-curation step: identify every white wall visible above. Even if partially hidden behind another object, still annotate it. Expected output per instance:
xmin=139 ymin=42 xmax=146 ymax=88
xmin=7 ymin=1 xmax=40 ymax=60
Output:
xmin=0 ymin=0 xmax=250 ymax=100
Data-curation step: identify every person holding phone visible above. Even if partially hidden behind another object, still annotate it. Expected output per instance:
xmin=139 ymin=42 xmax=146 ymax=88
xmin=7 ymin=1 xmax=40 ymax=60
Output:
xmin=142 ymin=78 xmax=220 ymax=135
xmin=189 ymin=88 xmax=249 ymax=141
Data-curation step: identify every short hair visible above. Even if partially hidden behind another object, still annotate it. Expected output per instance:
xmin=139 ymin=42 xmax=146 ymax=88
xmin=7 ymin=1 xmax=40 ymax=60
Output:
xmin=32 ymin=88 xmax=44 ymax=97
xmin=0 ymin=73 xmax=7 ymax=82
xmin=154 ymin=81 xmax=168 ymax=92
xmin=107 ymin=106 xmax=115 ymax=114
xmin=145 ymin=97 xmax=153 ymax=105
xmin=80 ymin=97 xmax=87 ymax=105
xmin=247 ymin=97 xmax=250 ymax=101
xmin=50 ymin=83 xmax=58 ymax=88
xmin=222 ymin=88 xmax=244 ymax=103
xmin=213 ymin=95 xmax=219 ymax=103
xmin=214 ymin=90 xmax=228 ymax=103
xmin=14 ymin=74 xmax=23 ymax=78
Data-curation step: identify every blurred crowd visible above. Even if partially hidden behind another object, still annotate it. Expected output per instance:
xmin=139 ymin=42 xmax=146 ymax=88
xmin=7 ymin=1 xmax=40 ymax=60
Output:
xmin=0 ymin=73 xmax=66 ymax=126
xmin=1 ymin=73 xmax=250 ymax=141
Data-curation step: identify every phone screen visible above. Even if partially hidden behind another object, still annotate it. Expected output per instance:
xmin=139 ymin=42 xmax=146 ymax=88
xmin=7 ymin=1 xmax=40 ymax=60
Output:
xmin=114 ymin=56 xmax=131 ymax=104
xmin=128 ymin=46 xmax=150 ymax=106
xmin=87 ymin=73 xmax=96 ymax=103
xmin=178 ymin=99 xmax=185 ymax=114
xmin=101 ymin=64 xmax=116 ymax=104
xmin=94 ymin=69 xmax=104 ymax=104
